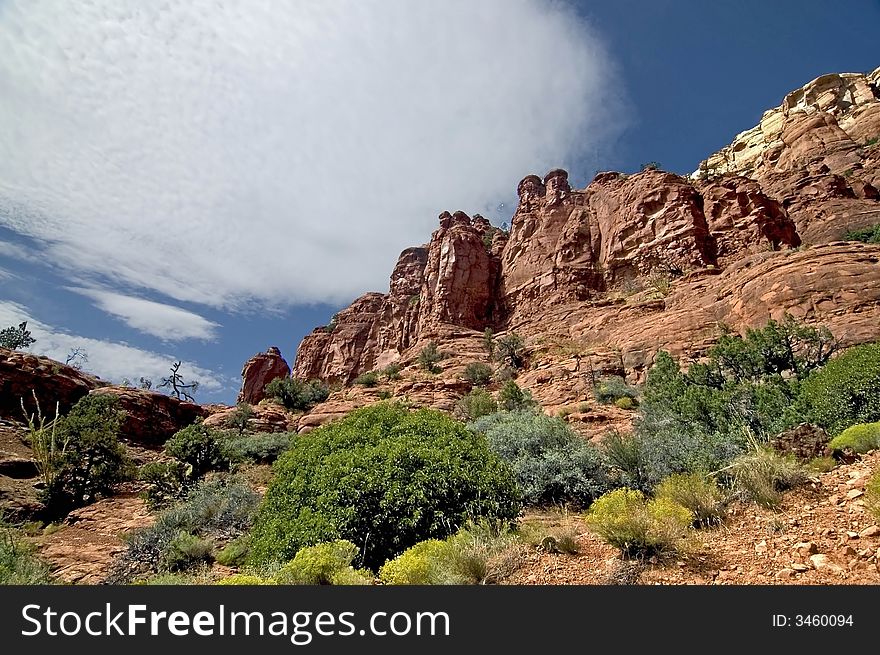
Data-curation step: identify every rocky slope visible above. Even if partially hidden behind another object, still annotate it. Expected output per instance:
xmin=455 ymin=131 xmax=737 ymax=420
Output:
xmin=284 ymin=68 xmax=880 ymax=428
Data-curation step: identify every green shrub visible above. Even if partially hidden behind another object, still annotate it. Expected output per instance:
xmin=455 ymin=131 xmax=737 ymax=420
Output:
xmin=797 ymin=343 xmax=880 ymax=434
xmin=163 ymin=531 xmax=213 ymax=571
xmin=654 ymin=473 xmax=726 ymax=526
xmin=272 ymin=540 xmax=373 ymax=585
xmin=219 ymin=432 xmax=292 ymax=464
xmin=725 ymin=444 xmax=807 ymax=509
xmin=0 ymin=321 xmax=36 ymax=350
xmin=382 ymin=363 xmax=402 ymax=381
xmin=354 ymin=371 xmax=380 ymax=387
xmin=845 ymin=224 xmax=880 ymax=244
xmin=483 ymin=328 xmax=495 ymax=358
xmin=494 ymin=333 xmax=525 ymax=369
xmin=586 ymin=488 xmax=692 ymax=557
xmin=615 ymin=397 xmax=636 ymax=410
xmin=248 ymin=403 xmax=521 ymax=570
xmin=0 ymin=524 xmax=54 ymax=584
xmin=455 ymin=388 xmax=497 ymax=421
xmin=595 ymin=376 xmax=639 ymax=404
xmin=119 ymin=479 xmax=260 ymax=579
xmin=378 ymin=539 xmax=450 ymax=585
xmin=464 ymin=362 xmax=493 ymax=386
xmin=470 ymin=411 xmax=609 ymax=506
xmin=223 ymin=403 xmax=254 ymax=437
xmin=264 ymin=377 xmax=330 ymax=412
xmin=418 ymin=342 xmax=444 ymax=374
xmin=217 ymin=574 xmax=272 ymax=585
xmin=377 ymin=390 xmax=392 ymax=400
xmin=498 ymin=380 xmax=537 ymax=412
xmin=866 ymin=471 xmax=880 ymax=523
xmin=827 ymin=422 xmax=880 ymax=454
xmin=139 ymin=461 xmax=191 ymax=510
xmin=216 ymin=535 xmax=250 ymax=567
xmin=165 ymin=423 xmax=225 ymax=477
xmin=43 ymin=394 xmax=132 ymax=517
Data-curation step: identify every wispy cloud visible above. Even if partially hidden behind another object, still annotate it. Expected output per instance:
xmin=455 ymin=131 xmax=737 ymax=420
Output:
xmin=0 ymin=0 xmax=625 ymax=309
xmin=68 ymin=287 xmax=220 ymax=342
xmin=0 ymin=300 xmax=227 ymax=392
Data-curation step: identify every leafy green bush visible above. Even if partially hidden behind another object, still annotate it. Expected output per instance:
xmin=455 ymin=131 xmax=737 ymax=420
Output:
xmin=470 ymin=411 xmax=609 ymax=506
xmin=382 ymin=363 xmax=402 ymax=381
xmin=354 ymin=371 xmax=380 ymax=387
xmin=272 ymin=540 xmax=373 ymax=585
xmin=43 ymin=394 xmax=132 ymax=517
xmin=139 ymin=461 xmax=191 ymax=510
xmin=586 ymin=488 xmax=693 ymax=557
xmin=163 ymin=532 xmax=213 ymax=571
xmin=796 ymin=343 xmax=880 ymax=434
xmin=165 ymin=423 xmax=225 ymax=477
xmin=654 ymin=473 xmax=726 ymax=526
xmin=119 ymin=479 xmax=260 ymax=579
xmin=866 ymin=471 xmax=880 ymax=523
xmin=725 ymin=444 xmax=807 ymax=509
xmin=455 ymin=388 xmax=497 ymax=422
xmin=806 ymin=456 xmax=837 ymax=473
xmin=264 ymin=377 xmax=330 ymax=412
xmin=216 ymin=535 xmax=250 ymax=567
xmin=464 ymin=362 xmax=493 ymax=386
xmin=0 ymin=321 xmax=36 ymax=350
xmin=845 ymin=224 xmax=880 ymax=244
xmin=595 ymin=376 xmax=639 ymax=405
xmin=219 ymin=432 xmax=292 ymax=464
xmin=615 ymin=397 xmax=635 ymax=410
xmin=827 ymin=422 xmax=880 ymax=454
xmin=223 ymin=403 xmax=254 ymax=436
xmin=418 ymin=342 xmax=443 ymax=374
xmin=378 ymin=539 xmax=450 ymax=585
xmin=600 ymin=427 xmax=743 ymax=493
xmin=248 ymin=403 xmax=521 ymax=570
xmin=498 ymin=380 xmax=537 ymax=411
xmin=494 ymin=333 xmax=525 ymax=369
xmin=0 ymin=524 xmax=54 ymax=584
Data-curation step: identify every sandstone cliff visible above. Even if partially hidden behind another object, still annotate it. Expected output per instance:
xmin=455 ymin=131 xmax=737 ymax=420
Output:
xmin=273 ymin=68 xmax=880 ymax=431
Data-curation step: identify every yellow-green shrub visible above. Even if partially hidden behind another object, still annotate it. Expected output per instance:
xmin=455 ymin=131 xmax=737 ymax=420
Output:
xmin=217 ymin=574 xmax=272 ymax=585
xmin=828 ymin=422 xmax=880 ymax=454
xmin=654 ymin=473 xmax=726 ymax=526
xmin=272 ymin=540 xmax=373 ymax=585
xmin=586 ymin=488 xmax=692 ymax=557
xmin=379 ymin=539 xmax=450 ymax=585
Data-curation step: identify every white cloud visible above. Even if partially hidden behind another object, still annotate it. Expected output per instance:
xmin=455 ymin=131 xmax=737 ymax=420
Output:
xmin=0 ymin=0 xmax=625 ymax=309
xmin=0 ymin=239 xmax=40 ymax=264
xmin=0 ymin=300 xmax=227 ymax=392
xmin=68 ymin=286 xmax=220 ymax=342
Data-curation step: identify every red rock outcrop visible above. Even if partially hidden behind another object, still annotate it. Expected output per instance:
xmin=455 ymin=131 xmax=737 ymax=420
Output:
xmin=237 ymin=346 xmax=291 ymax=404
xmin=89 ymin=387 xmax=208 ymax=446
xmin=698 ymin=67 xmax=880 ymax=244
xmin=289 ymin=67 xmax=880 ymax=425
xmin=203 ymin=403 xmax=297 ymax=433
xmin=0 ymin=348 xmax=105 ymax=420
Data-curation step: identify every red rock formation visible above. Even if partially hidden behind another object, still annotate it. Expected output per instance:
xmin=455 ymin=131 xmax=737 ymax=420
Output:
xmin=203 ymin=403 xmax=297 ymax=433
xmin=89 ymin=387 xmax=208 ymax=446
xmin=238 ymin=346 xmax=291 ymax=404
xmin=0 ymin=348 xmax=104 ymax=420
xmin=289 ymin=68 xmax=880 ymax=418
xmin=417 ymin=211 xmax=499 ymax=332
xmin=698 ymin=175 xmax=800 ymax=267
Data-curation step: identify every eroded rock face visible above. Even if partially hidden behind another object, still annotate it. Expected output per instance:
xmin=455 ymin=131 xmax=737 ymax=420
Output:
xmin=0 ymin=348 xmax=104 ymax=420
xmin=238 ymin=346 xmax=291 ymax=404
xmin=698 ymin=175 xmax=801 ymax=266
xmin=417 ymin=211 xmax=499 ymax=333
xmin=697 ymin=67 xmax=880 ymax=244
xmin=290 ymin=68 xmax=880 ymax=411
xmin=89 ymin=387 xmax=208 ymax=446
xmin=202 ymin=403 xmax=297 ymax=433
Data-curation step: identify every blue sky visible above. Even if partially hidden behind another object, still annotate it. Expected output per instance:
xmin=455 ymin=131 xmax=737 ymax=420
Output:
xmin=0 ymin=0 xmax=877 ymax=404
